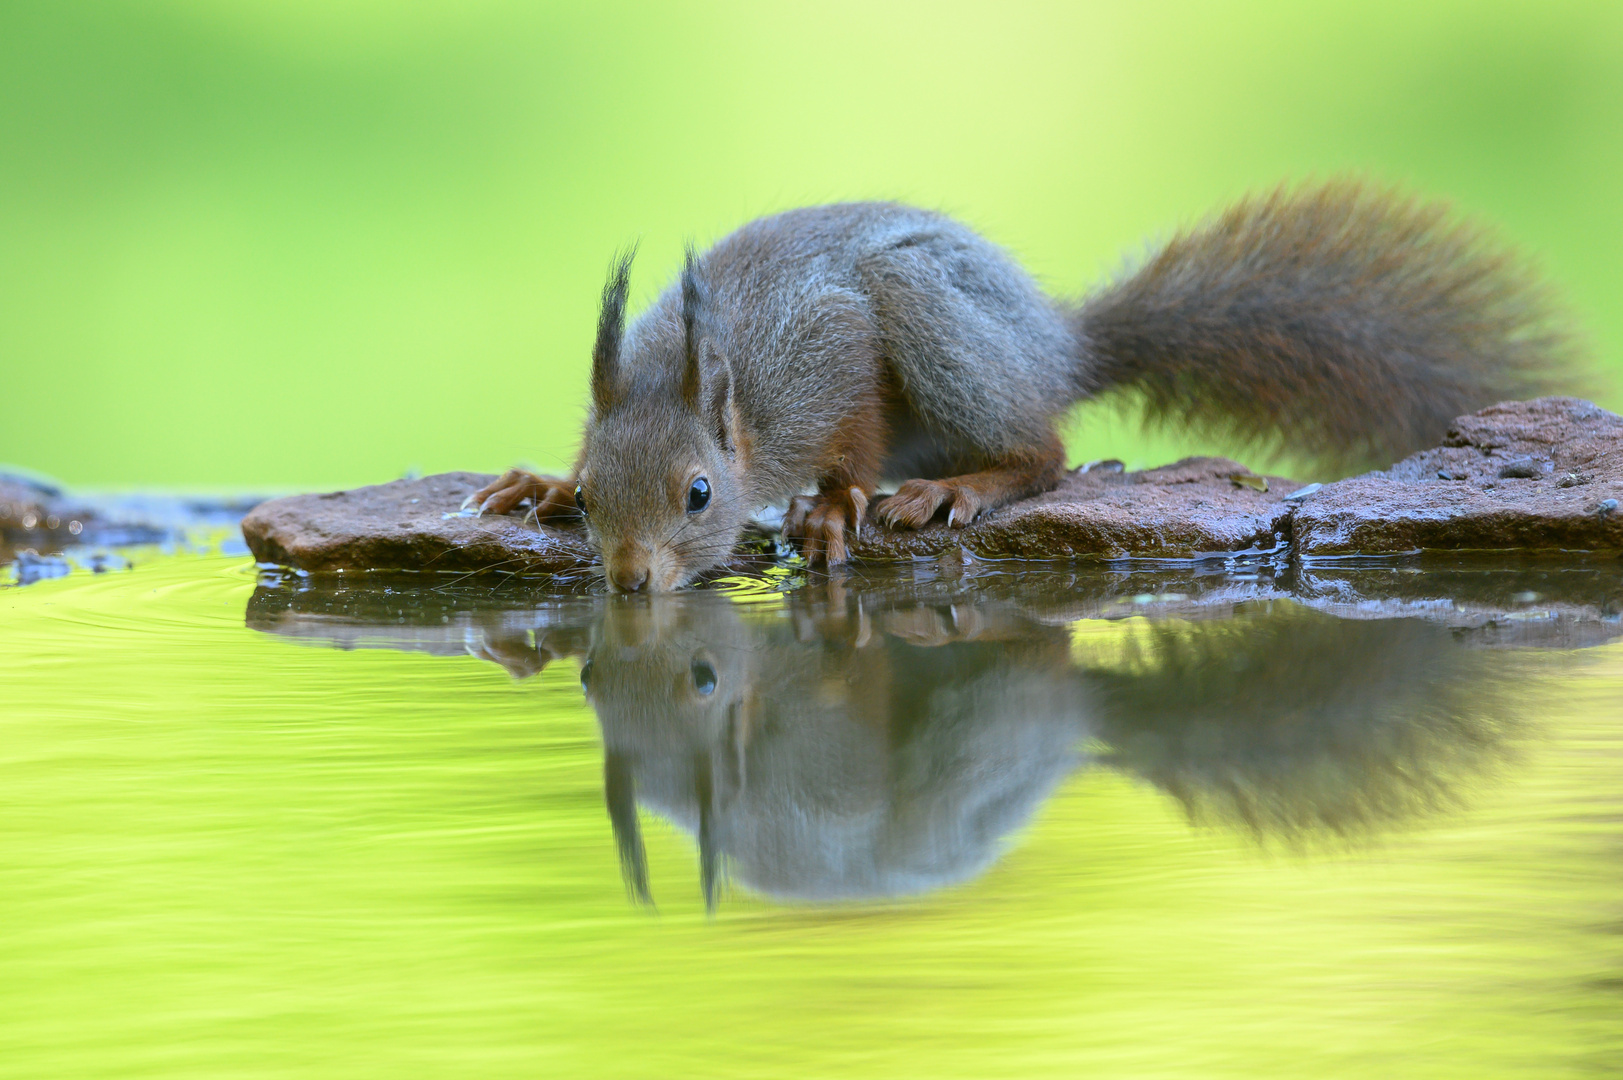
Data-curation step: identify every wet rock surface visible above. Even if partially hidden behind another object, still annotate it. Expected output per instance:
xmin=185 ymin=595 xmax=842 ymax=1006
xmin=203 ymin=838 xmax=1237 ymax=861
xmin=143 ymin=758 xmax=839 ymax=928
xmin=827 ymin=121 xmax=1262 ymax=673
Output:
xmin=236 ymin=397 xmax=1623 ymax=580
xmin=1 ymin=473 xmax=92 ymax=546
xmin=240 ymin=457 xmax=1296 ymax=576
xmin=850 ymin=456 xmax=1296 ymax=561
xmin=1292 ymin=398 xmax=1623 ymax=555
xmin=239 ymin=471 xmax=596 ymax=579
xmin=3 ymin=471 xmax=258 ymax=578
xmin=246 ymin=556 xmax=1623 ymax=655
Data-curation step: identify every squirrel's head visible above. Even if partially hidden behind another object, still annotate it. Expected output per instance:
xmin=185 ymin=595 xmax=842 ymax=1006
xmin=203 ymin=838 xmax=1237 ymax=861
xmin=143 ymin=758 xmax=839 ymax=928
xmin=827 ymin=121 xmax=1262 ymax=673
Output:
xmin=579 ymin=593 xmax=759 ymax=907
xmin=576 ymin=249 xmax=753 ymax=593
xmin=578 ymin=591 xmax=1086 ymax=906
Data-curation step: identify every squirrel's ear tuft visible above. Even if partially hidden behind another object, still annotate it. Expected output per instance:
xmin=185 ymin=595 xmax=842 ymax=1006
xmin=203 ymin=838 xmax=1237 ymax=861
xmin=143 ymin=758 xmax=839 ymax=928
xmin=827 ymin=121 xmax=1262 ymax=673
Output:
xmin=591 ymin=248 xmax=635 ymax=416
xmin=604 ymin=748 xmax=652 ymax=905
xmin=679 ymin=245 xmax=707 ymax=412
xmin=678 ymin=247 xmax=737 ymax=453
xmin=694 ymin=750 xmax=719 ymax=914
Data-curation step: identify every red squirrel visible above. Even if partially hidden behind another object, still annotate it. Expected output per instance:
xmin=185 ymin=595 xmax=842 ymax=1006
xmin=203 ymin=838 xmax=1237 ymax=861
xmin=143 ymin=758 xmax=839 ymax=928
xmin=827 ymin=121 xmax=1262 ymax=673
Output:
xmin=469 ymin=180 xmax=1574 ymax=592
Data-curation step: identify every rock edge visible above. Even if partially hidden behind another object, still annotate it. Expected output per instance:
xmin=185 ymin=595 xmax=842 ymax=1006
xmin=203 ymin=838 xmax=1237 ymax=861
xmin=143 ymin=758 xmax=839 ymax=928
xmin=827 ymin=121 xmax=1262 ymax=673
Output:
xmin=239 ymin=398 xmax=1623 ymax=577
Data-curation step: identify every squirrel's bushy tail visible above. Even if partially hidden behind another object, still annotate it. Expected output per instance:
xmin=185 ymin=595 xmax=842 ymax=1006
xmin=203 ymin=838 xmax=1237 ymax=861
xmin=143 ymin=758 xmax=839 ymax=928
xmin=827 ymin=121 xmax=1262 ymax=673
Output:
xmin=1074 ymin=179 xmax=1578 ymax=473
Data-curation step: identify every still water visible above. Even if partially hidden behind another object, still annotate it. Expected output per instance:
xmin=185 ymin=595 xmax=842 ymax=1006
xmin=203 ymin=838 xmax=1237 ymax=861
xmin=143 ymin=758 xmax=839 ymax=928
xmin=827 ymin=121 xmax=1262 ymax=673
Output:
xmin=2 ymin=551 xmax=1621 ymax=1077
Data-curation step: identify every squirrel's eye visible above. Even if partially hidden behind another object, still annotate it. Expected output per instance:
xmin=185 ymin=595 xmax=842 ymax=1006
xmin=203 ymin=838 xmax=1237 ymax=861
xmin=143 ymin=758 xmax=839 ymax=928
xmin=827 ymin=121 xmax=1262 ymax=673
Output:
xmin=574 ymin=484 xmax=587 ymax=515
xmin=579 ymin=660 xmax=593 ymax=693
xmin=687 ymin=477 xmax=711 ymax=513
xmin=690 ymin=659 xmax=717 ymax=696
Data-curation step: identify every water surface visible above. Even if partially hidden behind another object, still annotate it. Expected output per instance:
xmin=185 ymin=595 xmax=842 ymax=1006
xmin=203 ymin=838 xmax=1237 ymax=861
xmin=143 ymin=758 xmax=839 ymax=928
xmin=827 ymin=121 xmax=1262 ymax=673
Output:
xmin=3 ymin=553 xmax=1620 ymax=1077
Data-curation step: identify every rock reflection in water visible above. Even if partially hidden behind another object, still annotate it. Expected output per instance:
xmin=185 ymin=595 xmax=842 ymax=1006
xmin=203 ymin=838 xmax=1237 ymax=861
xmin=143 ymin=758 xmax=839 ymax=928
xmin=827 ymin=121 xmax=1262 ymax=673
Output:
xmin=247 ymin=573 xmax=1530 ymax=907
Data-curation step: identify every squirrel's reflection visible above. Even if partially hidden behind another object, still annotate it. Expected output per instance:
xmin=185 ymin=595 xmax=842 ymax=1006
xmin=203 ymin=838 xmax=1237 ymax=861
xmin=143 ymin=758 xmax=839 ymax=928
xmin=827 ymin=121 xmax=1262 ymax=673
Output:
xmin=509 ymin=585 xmax=1522 ymax=907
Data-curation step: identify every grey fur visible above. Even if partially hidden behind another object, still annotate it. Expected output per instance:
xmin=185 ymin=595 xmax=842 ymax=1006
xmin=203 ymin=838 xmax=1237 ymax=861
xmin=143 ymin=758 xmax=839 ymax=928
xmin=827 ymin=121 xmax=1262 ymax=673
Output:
xmin=623 ymin=203 xmax=1076 ymax=486
xmin=563 ymin=182 xmax=1573 ymax=589
xmin=570 ymin=591 xmax=1524 ymax=904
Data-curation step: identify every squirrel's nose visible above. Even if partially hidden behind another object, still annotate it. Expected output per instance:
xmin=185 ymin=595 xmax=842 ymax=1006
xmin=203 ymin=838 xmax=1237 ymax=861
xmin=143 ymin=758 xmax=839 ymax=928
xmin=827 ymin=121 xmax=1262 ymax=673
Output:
xmin=611 ymin=565 xmax=650 ymax=593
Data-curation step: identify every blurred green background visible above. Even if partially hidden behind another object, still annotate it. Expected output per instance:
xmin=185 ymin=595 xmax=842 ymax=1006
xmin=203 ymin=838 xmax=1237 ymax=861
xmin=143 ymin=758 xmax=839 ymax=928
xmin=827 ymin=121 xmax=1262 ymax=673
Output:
xmin=2 ymin=1 xmax=1619 ymax=492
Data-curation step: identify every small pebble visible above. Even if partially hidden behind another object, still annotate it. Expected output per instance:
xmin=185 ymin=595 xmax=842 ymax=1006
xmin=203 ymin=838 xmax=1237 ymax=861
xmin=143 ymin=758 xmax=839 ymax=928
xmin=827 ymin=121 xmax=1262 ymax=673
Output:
xmin=1598 ymin=498 xmax=1619 ymax=517
xmin=70 ymin=551 xmax=131 ymax=575
xmin=1437 ymin=470 xmax=1459 ymax=481
xmin=1557 ymin=473 xmax=1589 ymax=488
xmin=1282 ymin=482 xmax=1322 ymax=501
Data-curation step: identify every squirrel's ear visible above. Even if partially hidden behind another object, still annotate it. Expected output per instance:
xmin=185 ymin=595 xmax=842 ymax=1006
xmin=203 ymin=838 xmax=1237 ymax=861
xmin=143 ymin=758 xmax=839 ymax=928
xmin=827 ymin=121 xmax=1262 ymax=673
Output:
xmin=591 ymin=248 xmax=635 ymax=416
xmin=678 ymin=247 xmax=743 ymax=456
xmin=706 ymin=346 xmax=739 ymax=456
xmin=694 ymin=750 xmax=719 ymax=914
xmin=679 ymin=245 xmax=706 ymax=412
xmin=604 ymin=748 xmax=652 ymax=906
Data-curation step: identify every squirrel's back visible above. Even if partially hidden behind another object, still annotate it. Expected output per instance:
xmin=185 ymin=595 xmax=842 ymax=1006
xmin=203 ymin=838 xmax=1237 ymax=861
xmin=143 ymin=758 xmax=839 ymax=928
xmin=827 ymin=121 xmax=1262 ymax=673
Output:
xmin=629 ymin=202 xmax=1082 ymax=490
xmin=551 ymin=181 xmax=1579 ymax=590
xmin=617 ymin=181 xmax=1575 ymax=490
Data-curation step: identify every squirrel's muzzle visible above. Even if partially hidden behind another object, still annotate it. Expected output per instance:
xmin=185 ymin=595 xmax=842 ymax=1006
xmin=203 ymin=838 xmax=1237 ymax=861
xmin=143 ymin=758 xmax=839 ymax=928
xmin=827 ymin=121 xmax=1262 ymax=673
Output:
xmin=610 ymin=565 xmax=650 ymax=593
xmin=606 ymin=540 xmax=665 ymax=593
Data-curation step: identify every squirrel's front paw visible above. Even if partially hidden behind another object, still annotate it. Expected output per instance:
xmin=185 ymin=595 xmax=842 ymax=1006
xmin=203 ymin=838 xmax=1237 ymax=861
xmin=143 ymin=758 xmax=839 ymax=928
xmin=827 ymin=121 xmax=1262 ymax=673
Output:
xmin=462 ymin=469 xmax=577 ymax=521
xmin=784 ymin=487 xmax=869 ymax=566
xmin=875 ymin=478 xmax=986 ymax=530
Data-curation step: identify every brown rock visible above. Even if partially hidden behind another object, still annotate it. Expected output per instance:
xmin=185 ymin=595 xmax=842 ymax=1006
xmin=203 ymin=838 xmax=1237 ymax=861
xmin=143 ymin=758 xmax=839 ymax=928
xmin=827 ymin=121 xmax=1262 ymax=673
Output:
xmin=852 ymin=457 xmax=1297 ymax=561
xmin=1 ymin=473 xmax=96 ymax=549
xmin=237 ymin=399 xmax=1623 ymax=581
xmin=1293 ymin=398 xmax=1623 ymax=555
xmin=1 ymin=475 xmax=56 ymax=533
xmin=240 ymin=472 xmax=596 ymax=577
xmin=240 ymin=458 xmax=1298 ymax=580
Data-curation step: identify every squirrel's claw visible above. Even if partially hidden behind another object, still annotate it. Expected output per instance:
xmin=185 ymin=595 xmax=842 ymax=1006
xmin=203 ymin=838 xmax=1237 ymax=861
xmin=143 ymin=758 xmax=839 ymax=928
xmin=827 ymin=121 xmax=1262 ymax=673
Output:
xmin=876 ymin=478 xmax=987 ymax=530
xmin=875 ymin=479 xmax=944 ymax=529
xmin=465 ymin=469 xmax=578 ymax=522
xmin=783 ymin=494 xmax=814 ymax=540
xmin=783 ymin=486 xmax=868 ymax=567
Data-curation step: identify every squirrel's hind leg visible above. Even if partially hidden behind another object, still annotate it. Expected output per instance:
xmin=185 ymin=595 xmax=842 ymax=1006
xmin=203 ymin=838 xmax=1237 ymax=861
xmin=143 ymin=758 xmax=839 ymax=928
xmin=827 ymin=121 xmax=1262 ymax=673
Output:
xmin=875 ymin=437 xmax=1064 ymax=531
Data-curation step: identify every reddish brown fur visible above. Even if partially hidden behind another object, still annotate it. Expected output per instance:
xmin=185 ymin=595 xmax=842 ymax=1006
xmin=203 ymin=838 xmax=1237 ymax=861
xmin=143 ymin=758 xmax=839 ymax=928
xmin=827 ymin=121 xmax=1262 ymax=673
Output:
xmin=782 ymin=379 xmax=892 ymax=563
xmin=1079 ymin=180 xmax=1577 ymax=472
xmin=468 ymin=184 xmax=1576 ymax=590
xmin=874 ymin=434 xmax=1065 ymax=530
